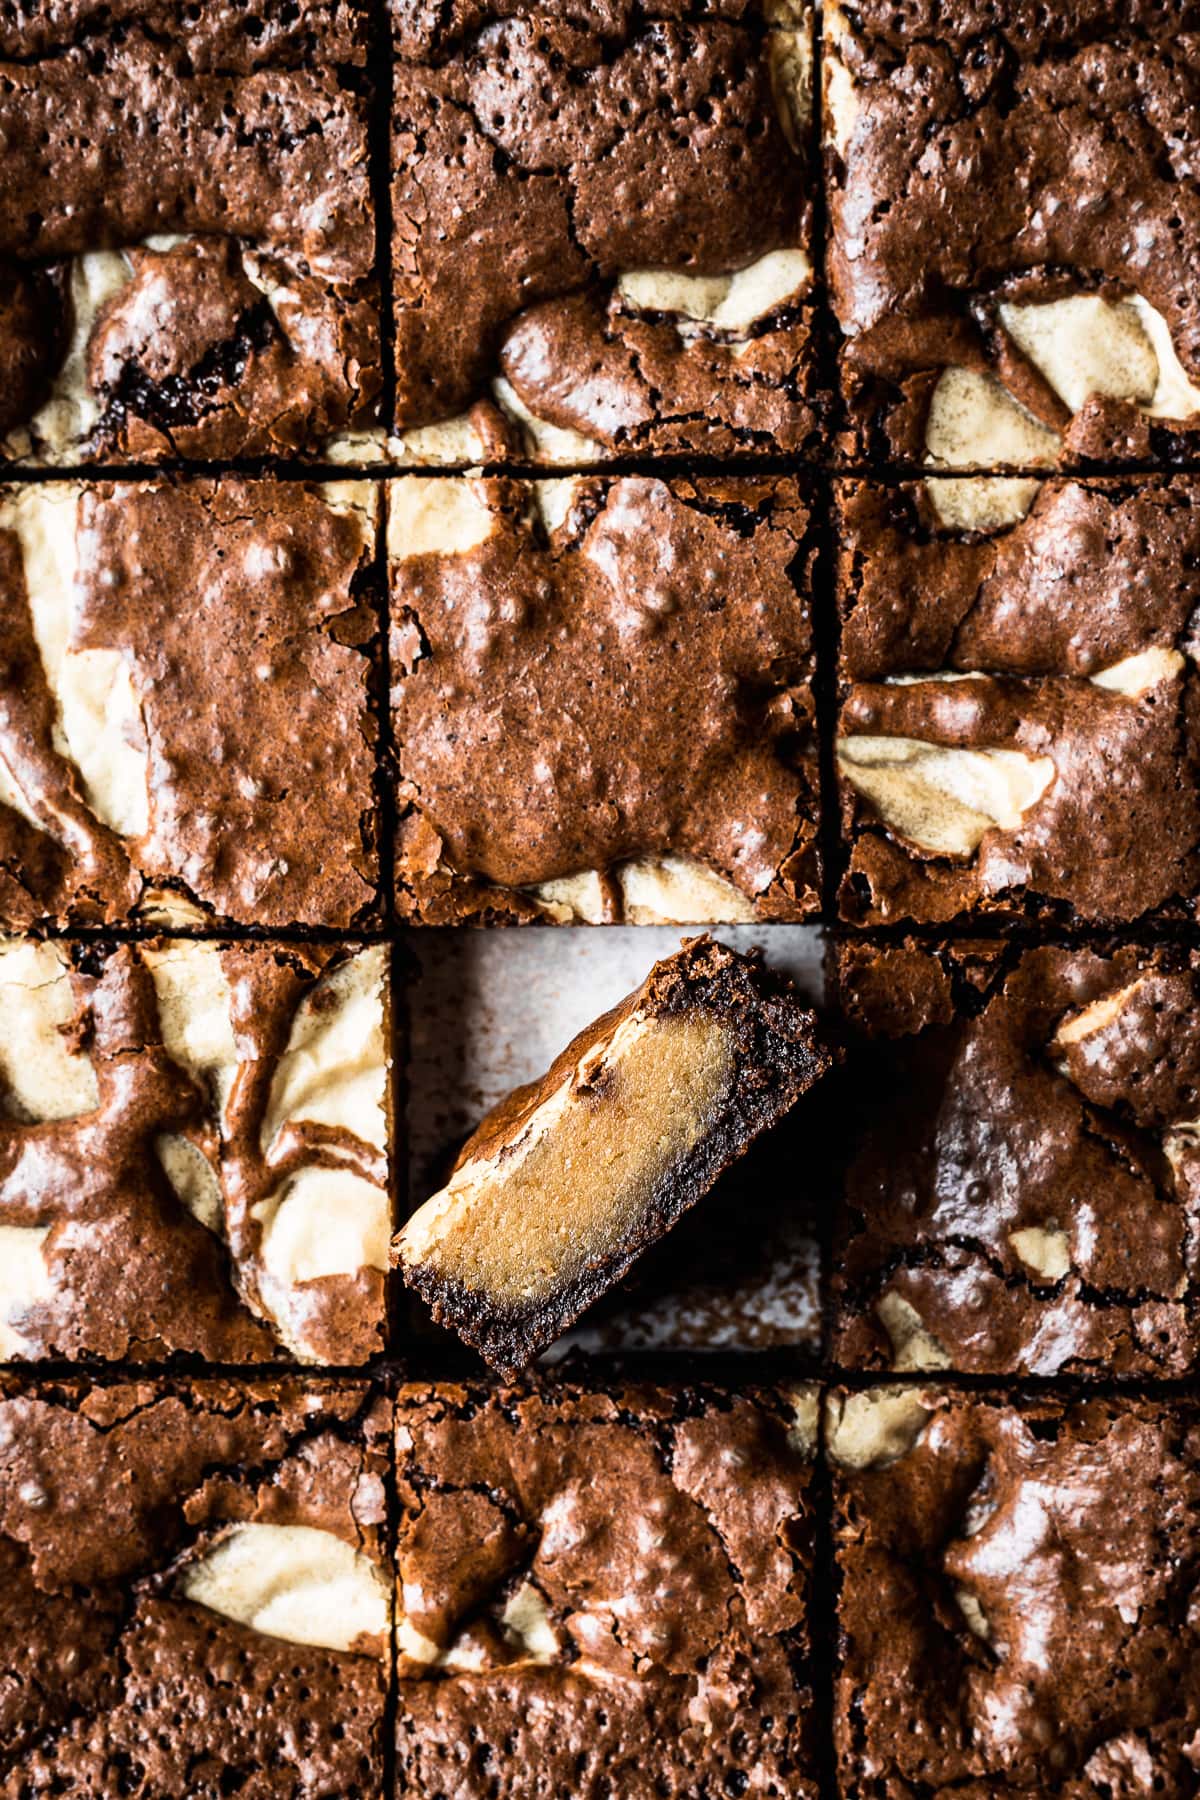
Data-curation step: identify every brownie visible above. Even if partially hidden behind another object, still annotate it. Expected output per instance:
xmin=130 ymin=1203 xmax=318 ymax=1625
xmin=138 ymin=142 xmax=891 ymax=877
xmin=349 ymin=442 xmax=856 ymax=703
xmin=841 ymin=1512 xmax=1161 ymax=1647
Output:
xmin=0 ymin=0 xmax=381 ymax=465
xmin=829 ymin=936 xmax=1200 ymax=1378
xmin=549 ymin=1096 xmax=828 ymax=1357
xmin=830 ymin=1384 xmax=1200 ymax=1795
xmin=390 ymin=473 xmax=820 ymax=924
xmin=390 ymin=1 xmax=822 ymax=463
xmin=0 ymin=479 xmax=380 ymax=931
xmin=826 ymin=1 xmax=1200 ymax=468
xmin=835 ymin=477 xmax=1200 ymax=926
xmin=394 ymin=1379 xmax=820 ymax=1800
xmin=0 ymin=934 xmax=390 ymax=1364
xmin=395 ymin=936 xmax=831 ymax=1374
xmin=0 ymin=1376 xmax=390 ymax=1799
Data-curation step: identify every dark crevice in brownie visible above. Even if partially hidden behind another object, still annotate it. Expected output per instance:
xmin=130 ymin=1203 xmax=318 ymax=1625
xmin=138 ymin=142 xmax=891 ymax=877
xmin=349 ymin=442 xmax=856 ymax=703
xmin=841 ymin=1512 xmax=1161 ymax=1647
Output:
xmin=366 ymin=0 xmax=397 ymax=441
xmin=93 ymin=302 xmax=279 ymax=446
xmin=810 ymin=1391 xmax=844 ymax=1800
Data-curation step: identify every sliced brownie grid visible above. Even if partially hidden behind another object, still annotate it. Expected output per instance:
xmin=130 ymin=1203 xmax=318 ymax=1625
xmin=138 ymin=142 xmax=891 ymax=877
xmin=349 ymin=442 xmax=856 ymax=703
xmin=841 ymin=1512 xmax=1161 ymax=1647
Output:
xmin=2 ymin=6 xmax=1198 ymax=1798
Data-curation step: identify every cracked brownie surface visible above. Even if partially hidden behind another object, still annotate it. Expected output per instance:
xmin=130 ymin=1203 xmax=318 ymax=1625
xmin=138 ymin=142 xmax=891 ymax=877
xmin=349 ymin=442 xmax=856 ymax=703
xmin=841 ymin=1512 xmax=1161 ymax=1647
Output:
xmin=0 ymin=935 xmax=390 ymax=1364
xmin=830 ymin=1385 xmax=1200 ymax=1795
xmin=831 ymin=937 xmax=1200 ymax=1377
xmin=0 ymin=479 xmax=380 ymax=931
xmin=835 ymin=477 xmax=1200 ymax=926
xmin=390 ymin=474 xmax=820 ymax=924
xmin=396 ymin=936 xmax=832 ymax=1373
xmin=827 ymin=0 xmax=1200 ymax=468
xmin=0 ymin=0 xmax=380 ymax=464
xmin=0 ymin=1376 xmax=390 ymax=1800
xmin=394 ymin=1378 xmax=820 ymax=1800
xmin=390 ymin=0 xmax=821 ymax=463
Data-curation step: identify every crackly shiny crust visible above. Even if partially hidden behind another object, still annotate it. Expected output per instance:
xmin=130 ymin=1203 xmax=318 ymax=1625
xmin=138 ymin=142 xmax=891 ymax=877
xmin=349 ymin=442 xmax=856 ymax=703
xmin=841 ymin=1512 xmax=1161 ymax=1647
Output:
xmin=0 ymin=1377 xmax=389 ymax=1799
xmin=830 ymin=937 xmax=1200 ymax=1377
xmin=0 ymin=480 xmax=379 ymax=931
xmin=835 ymin=477 xmax=1200 ymax=925
xmin=390 ymin=0 xmax=821 ymax=456
xmin=391 ymin=475 xmax=819 ymax=923
xmin=833 ymin=1387 xmax=1200 ymax=1794
xmin=0 ymin=938 xmax=389 ymax=1363
xmin=0 ymin=1 xmax=379 ymax=461
xmin=394 ymin=1379 xmax=819 ymax=1800
xmin=828 ymin=3 xmax=1200 ymax=464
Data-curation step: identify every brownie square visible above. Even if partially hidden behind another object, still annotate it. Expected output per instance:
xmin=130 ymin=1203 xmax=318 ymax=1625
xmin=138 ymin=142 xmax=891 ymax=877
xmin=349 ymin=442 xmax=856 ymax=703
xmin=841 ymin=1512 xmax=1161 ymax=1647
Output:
xmin=0 ymin=1376 xmax=390 ymax=1799
xmin=0 ymin=934 xmax=390 ymax=1364
xmin=390 ymin=473 xmax=820 ymax=923
xmin=830 ymin=936 xmax=1200 ymax=1378
xmin=826 ymin=1 xmax=1200 ymax=468
xmin=395 ymin=936 xmax=832 ymax=1373
xmin=394 ymin=1379 xmax=820 ymax=1800
xmin=390 ymin=1 xmax=822 ymax=464
xmin=835 ymin=476 xmax=1200 ymax=926
xmin=0 ymin=478 xmax=380 ymax=930
xmin=0 ymin=0 xmax=381 ymax=465
xmin=830 ymin=1385 xmax=1200 ymax=1795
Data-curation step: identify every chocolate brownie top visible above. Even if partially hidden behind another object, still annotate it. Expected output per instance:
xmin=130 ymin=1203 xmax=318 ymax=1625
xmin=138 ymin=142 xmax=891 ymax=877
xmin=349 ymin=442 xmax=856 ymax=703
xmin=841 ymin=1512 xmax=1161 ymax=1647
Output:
xmin=394 ymin=1379 xmax=820 ymax=1800
xmin=0 ymin=1377 xmax=389 ymax=1798
xmin=828 ymin=2 xmax=1200 ymax=463
xmin=0 ymin=936 xmax=389 ymax=1364
xmin=830 ymin=1386 xmax=1200 ymax=1794
xmin=390 ymin=474 xmax=819 ymax=923
xmin=390 ymin=0 xmax=815 ymax=448
xmin=0 ymin=1 xmax=378 ymax=459
xmin=0 ymin=480 xmax=379 ymax=930
xmin=831 ymin=937 xmax=1200 ymax=1377
xmin=0 ymin=0 xmax=371 ymax=65
xmin=835 ymin=477 xmax=1200 ymax=925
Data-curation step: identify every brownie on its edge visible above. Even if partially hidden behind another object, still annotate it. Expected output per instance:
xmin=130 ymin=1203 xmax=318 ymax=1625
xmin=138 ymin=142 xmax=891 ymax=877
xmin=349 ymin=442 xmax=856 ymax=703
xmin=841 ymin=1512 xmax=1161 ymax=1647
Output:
xmin=830 ymin=1385 xmax=1200 ymax=1795
xmin=826 ymin=1 xmax=1200 ymax=468
xmin=390 ymin=1 xmax=822 ymax=463
xmin=0 ymin=0 xmax=381 ymax=464
xmin=390 ymin=474 xmax=820 ymax=924
xmin=395 ymin=1380 xmax=820 ymax=1800
xmin=0 ymin=935 xmax=390 ymax=1364
xmin=835 ymin=477 xmax=1200 ymax=926
xmin=0 ymin=480 xmax=379 ymax=931
xmin=830 ymin=937 xmax=1200 ymax=1378
xmin=394 ymin=937 xmax=831 ymax=1374
xmin=0 ymin=1378 xmax=390 ymax=1799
